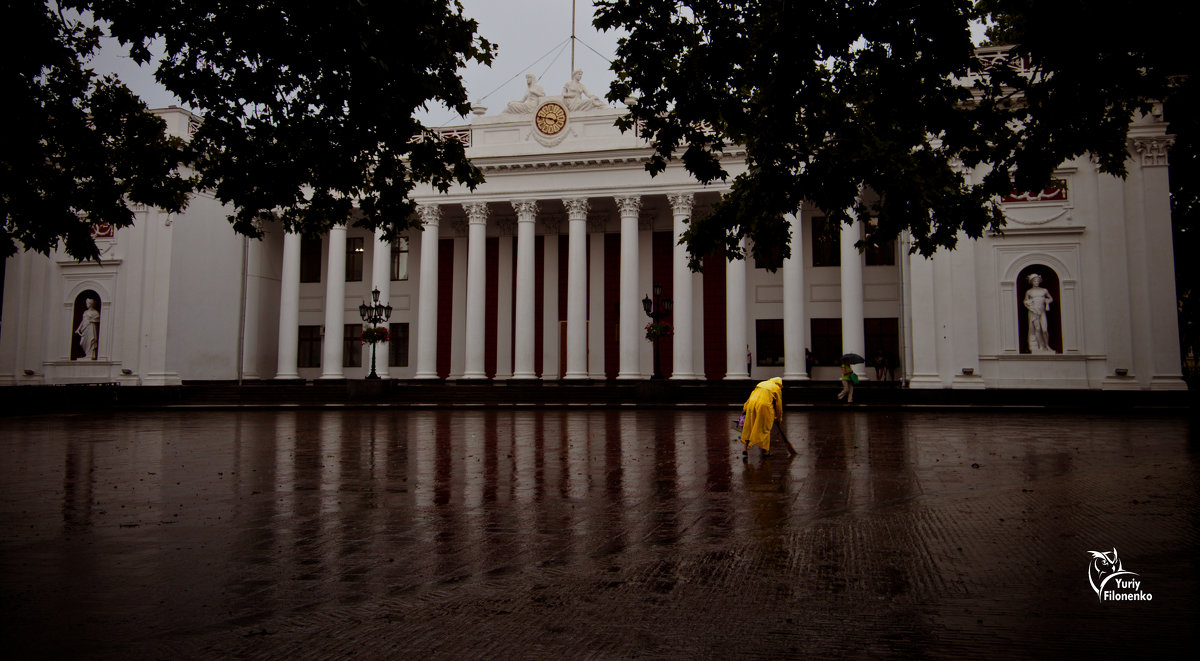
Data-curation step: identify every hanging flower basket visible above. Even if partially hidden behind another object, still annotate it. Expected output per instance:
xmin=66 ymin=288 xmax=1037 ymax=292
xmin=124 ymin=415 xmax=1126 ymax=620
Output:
xmin=361 ymin=325 xmax=390 ymax=344
xmin=644 ymin=321 xmax=673 ymax=341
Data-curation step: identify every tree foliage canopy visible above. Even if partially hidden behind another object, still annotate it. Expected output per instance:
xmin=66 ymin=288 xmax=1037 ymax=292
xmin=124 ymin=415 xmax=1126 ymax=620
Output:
xmin=3 ymin=0 xmax=494 ymax=261
xmin=594 ymin=0 xmax=1193 ymax=269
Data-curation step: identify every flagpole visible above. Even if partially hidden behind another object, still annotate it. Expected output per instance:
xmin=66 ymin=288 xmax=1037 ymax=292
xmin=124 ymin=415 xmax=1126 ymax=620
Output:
xmin=570 ymin=0 xmax=576 ymax=73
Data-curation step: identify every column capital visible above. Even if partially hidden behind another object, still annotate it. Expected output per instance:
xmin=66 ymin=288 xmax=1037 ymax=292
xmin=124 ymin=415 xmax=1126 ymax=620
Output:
xmin=464 ymin=201 xmax=489 ymax=225
xmin=563 ymin=197 xmax=590 ymax=219
xmin=1129 ymin=135 xmax=1174 ymax=167
xmin=417 ymin=204 xmax=441 ymax=227
xmin=512 ymin=199 xmax=539 ymax=219
xmin=667 ymin=192 xmax=695 ymax=217
xmin=615 ymin=195 xmax=642 ymax=217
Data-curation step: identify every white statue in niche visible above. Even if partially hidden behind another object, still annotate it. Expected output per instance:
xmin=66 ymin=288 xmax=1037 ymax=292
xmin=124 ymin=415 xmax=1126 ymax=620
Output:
xmin=561 ymin=69 xmax=606 ymax=111
xmin=502 ymin=73 xmax=546 ymax=114
xmin=76 ymin=297 xmax=100 ymax=360
xmin=1023 ymin=272 xmax=1055 ymax=354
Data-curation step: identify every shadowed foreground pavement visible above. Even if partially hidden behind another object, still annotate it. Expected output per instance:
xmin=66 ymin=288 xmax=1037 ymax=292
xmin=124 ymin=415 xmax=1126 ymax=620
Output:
xmin=2 ymin=408 xmax=1198 ymax=659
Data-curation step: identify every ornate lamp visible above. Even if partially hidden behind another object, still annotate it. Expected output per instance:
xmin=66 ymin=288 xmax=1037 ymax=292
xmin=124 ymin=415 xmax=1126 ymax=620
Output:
xmin=358 ymin=287 xmax=392 ymax=380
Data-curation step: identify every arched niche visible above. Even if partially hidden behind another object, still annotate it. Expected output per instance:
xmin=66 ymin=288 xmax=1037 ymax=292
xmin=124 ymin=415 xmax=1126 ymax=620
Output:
xmin=1016 ymin=265 xmax=1062 ymax=354
xmin=71 ymin=290 xmax=102 ymax=360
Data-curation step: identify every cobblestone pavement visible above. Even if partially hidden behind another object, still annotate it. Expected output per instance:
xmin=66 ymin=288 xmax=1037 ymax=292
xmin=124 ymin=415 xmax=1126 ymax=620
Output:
xmin=2 ymin=408 xmax=1197 ymax=659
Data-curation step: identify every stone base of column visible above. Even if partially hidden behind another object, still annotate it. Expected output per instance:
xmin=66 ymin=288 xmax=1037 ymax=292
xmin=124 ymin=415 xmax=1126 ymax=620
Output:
xmin=563 ymin=371 xmax=590 ymax=380
xmin=274 ymin=372 xmax=301 ymax=380
xmin=1149 ymin=375 xmax=1189 ymax=390
xmin=616 ymin=372 xmax=643 ymax=380
xmin=951 ymin=373 xmax=986 ymax=389
xmin=1100 ymin=375 xmax=1140 ymax=390
xmin=669 ymin=373 xmax=702 ymax=380
xmin=908 ymin=374 xmax=944 ymax=389
xmin=512 ymin=371 xmax=538 ymax=380
xmin=460 ymin=372 xmax=487 ymax=380
xmin=723 ymin=373 xmax=751 ymax=380
xmin=318 ymin=375 xmax=346 ymax=380
xmin=413 ymin=371 xmax=441 ymax=379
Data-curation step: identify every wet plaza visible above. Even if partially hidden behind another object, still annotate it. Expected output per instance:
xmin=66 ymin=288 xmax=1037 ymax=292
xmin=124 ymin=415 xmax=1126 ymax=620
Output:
xmin=2 ymin=406 xmax=1198 ymax=659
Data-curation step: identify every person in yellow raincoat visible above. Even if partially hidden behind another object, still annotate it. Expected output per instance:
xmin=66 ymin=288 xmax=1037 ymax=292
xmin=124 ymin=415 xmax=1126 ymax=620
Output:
xmin=740 ymin=377 xmax=784 ymax=456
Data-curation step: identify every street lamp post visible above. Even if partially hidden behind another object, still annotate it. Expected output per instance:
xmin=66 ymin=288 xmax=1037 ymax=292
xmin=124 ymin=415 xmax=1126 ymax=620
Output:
xmin=642 ymin=282 xmax=673 ymax=379
xmin=358 ymin=287 xmax=393 ymax=380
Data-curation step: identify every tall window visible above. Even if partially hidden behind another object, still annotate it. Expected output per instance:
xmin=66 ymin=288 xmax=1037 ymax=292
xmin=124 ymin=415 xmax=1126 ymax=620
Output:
xmin=389 ymin=322 xmax=410 ymax=367
xmin=346 ymin=237 xmax=364 ymax=282
xmin=300 ymin=237 xmax=323 ymax=283
xmin=755 ymin=319 xmax=785 ymax=366
xmin=809 ymin=318 xmax=842 ymax=367
xmin=391 ymin=237 xmax=409 ymax=281
xmin=810 ymin=216 xmax=840 ymax=267
xmin=864 ymin=219 xmax=896 ymax=266
xmin=297 ymin=325 xmax=321 ymax=367
xmin=343 ymin=324 xmax=362 ymax=367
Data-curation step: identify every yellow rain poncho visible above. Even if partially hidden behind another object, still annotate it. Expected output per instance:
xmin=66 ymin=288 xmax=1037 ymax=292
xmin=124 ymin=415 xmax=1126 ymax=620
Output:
xmin=740 ymin=377 xmax=783 ymax=452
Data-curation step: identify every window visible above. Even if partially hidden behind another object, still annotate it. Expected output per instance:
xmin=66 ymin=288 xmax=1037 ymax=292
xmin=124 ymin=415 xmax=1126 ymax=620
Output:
xmin=389 ymin=322 xmax=410 ymax=367
xmin=755 ymin=319 xmax=784 ymax=366
xmin=810 ymin=216 xmax=839 ymax=267
xmin=809 ymin=318 xmax=842 ymax=367
xmin=391 ymin=237 xmax=409 ymax=281
xmin=864 ymin=318 xmax=900 ymax=377
xmin=343 ymin=324 xmax=362 ymax=368
xmin=346 ymin=237 xmax=364 ymax=282
xmin=865 ymin=239 xmax=895 ymax=266
xmin=300 ymin=236 xmax=323 ymax=283
xmin=298 ymin=325 xmax=321 ymax=368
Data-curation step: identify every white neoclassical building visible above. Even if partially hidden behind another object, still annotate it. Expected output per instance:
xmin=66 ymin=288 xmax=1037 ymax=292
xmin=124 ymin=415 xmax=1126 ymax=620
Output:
xmin=0 ymin=75 xmax=1187 ymax=391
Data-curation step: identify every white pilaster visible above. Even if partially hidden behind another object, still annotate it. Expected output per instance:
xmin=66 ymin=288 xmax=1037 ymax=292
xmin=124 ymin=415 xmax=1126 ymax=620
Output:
xmin=839 ymin=219 xmax=866 ymax=379
xmin=462 ymin=202 xmax=489 ymax=379
xmin=370 ymin=227 xmax=392 ymax=379
xmin=907 ymin=250 xmax=942 ymax=388
xmin=725 ymin=237 xmax=748 ymax=379
xmin=564 ymin=198 xmax=590 ymax=379
xmin=275 ymin=231 xmax=301 ymax=379
xmin=512 ymin=199 xmax=539 ymax=379
xmin=782 ymin=210 xmax=809 ymax=380
xmin=668 ymin=192 xmax=700 ymax=379
xmin=587 ymin=222 xmax=606 ymax=378
xmin=320 ymin=224 xmax=347 ymax=378
xmin=414 ymin=205 xmax=441 ymax=379
xmin=616 ymin=195 xmax=642 ymax=379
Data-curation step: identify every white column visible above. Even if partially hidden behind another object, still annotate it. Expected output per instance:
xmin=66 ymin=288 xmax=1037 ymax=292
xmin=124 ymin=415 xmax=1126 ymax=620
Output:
xmin=462 ymin=202 xmax=489 ymax=379
xmin=564 ymin=198 xmax=590 ymax=379
xmin=839 ymin=218 xmax=866 ymax=379
xmin=782 ymin=210 xmax=809 ymax=380
xmin=275 ymin=231 xmax=301 ymax=379
xmin=512 ymin=199 xmax=539 ymax=379
xmin=668 ymin=192 xmax=699 ymax=379
xmin=414 ymin=205 xmax=441 ymax=379
xmin=320 ymin=224 xmax=347 ymax=378
xmin=587 ymin=222 xmax=606 ymax=377
xmin=370 ymin=227 xmax=392 ymax=379
xmin=725 ymin=237 xmax=748 ymax=379
xmin=616 ymin=195 xmax=642 ymax=379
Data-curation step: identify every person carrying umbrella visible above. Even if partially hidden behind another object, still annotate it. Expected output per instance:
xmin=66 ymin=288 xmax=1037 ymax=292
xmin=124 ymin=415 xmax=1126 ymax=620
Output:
xmin=738 ymin=377 xmax=797 ymax=457
xmin=837 ymin=353 xmax=864 ymax=403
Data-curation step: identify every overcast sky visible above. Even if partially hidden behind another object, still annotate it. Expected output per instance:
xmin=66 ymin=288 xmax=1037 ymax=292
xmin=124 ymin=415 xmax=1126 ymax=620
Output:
xmin=90 ymin=0 xmax=625 ymax=128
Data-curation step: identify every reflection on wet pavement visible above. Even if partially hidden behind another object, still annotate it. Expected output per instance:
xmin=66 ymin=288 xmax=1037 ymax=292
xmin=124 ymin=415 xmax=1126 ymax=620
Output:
xmin=1 ymin=408 xmax=1197 ymax=658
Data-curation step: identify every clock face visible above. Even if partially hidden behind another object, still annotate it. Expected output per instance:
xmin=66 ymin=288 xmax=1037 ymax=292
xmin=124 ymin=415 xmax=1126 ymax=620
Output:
xmin=534 ymin=102 xmax=567 ymax=135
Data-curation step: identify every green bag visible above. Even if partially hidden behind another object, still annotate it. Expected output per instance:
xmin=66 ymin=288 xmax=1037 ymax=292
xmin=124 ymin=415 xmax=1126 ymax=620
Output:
xmin=849 ymin=372 xmax=859 ymax=384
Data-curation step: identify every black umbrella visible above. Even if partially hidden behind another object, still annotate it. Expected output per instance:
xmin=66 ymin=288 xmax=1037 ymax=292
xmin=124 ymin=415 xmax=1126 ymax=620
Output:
xmin=841 ymin=353 xmax=865 ymax=365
